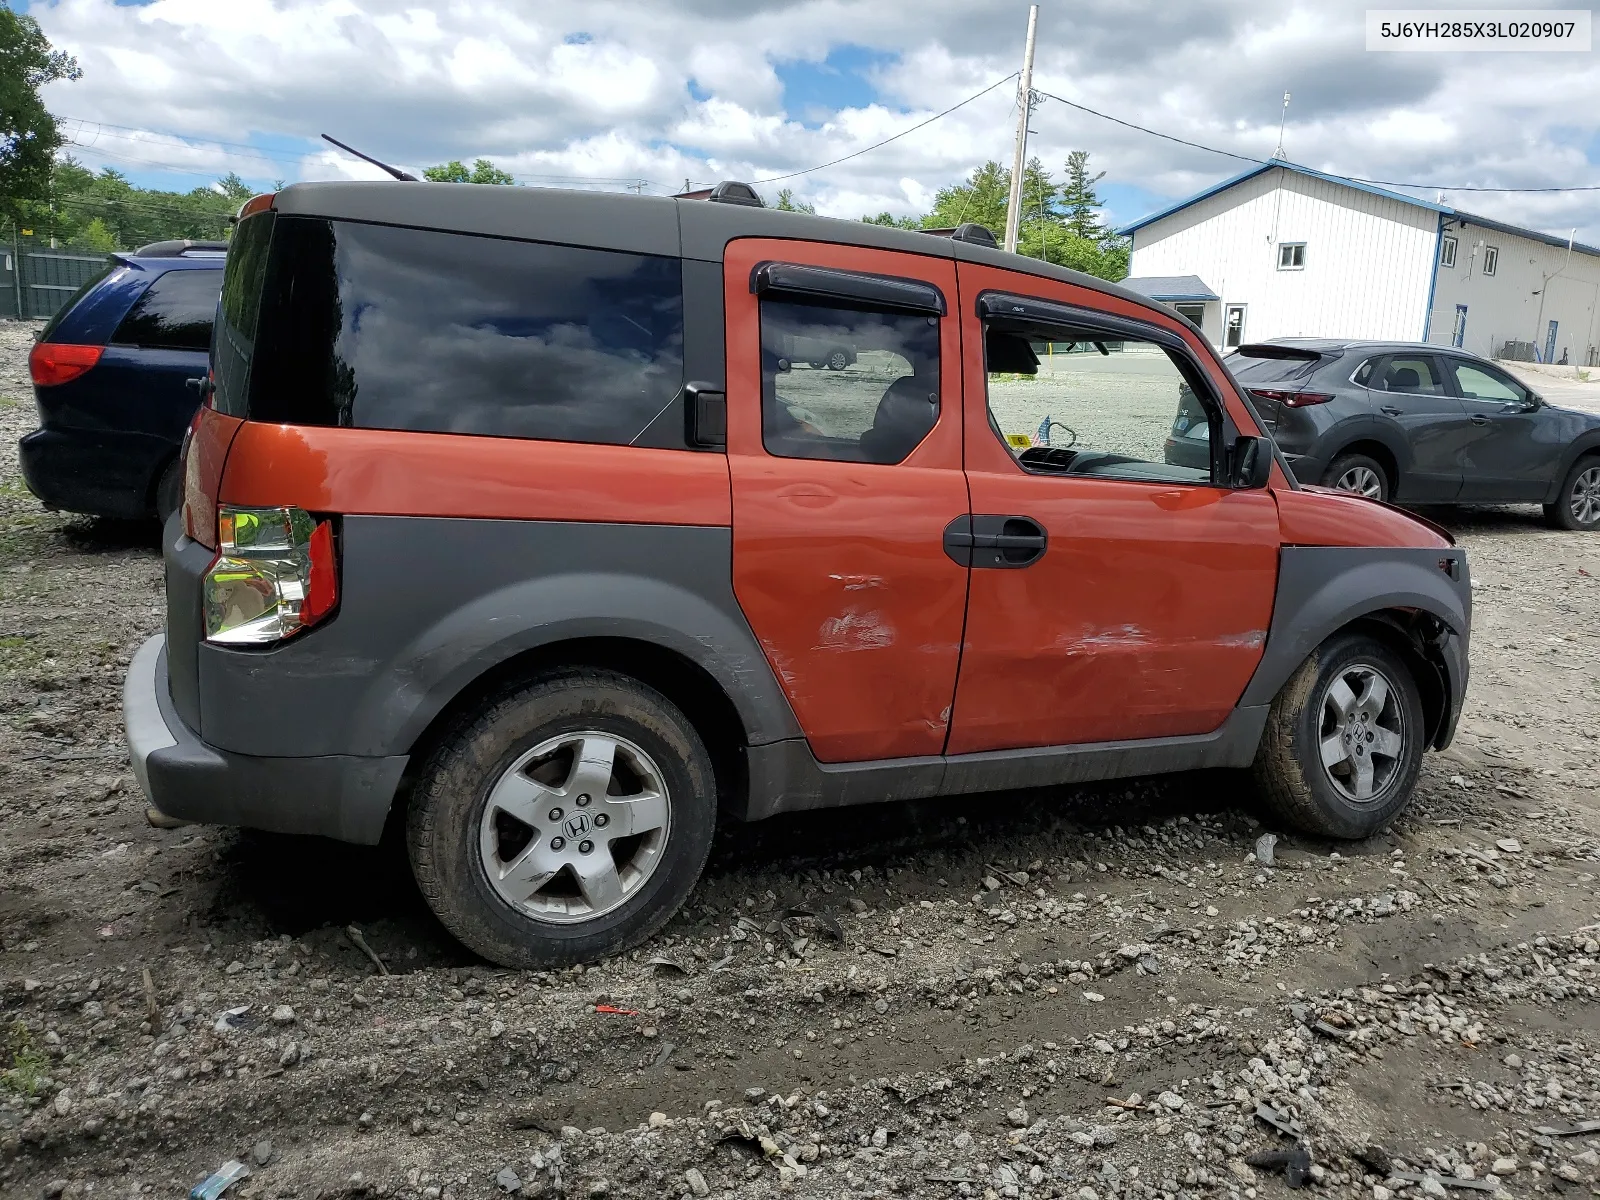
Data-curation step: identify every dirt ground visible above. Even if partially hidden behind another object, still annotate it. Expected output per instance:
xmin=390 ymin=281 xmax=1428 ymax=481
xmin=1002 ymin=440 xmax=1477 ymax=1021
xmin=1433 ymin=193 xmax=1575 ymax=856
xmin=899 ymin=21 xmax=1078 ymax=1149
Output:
xmin=2 ymin=319 xmax=1599 ymax=1200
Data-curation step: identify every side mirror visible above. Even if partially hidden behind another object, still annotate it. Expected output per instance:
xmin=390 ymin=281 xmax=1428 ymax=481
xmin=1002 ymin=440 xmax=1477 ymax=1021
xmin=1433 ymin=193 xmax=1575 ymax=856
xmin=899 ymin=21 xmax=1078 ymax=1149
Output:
xmin=1230 ymin=435 xmax=1273 ymax=489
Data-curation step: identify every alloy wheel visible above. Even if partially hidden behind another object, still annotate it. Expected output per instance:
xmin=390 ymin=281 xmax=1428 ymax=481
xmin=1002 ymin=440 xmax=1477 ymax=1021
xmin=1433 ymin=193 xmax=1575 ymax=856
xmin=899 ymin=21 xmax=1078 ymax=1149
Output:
xmin=1317 ymin=662 xmax=1405 ymax=803
xmin=1570 ymin=465 xmax=1600 ymax=526
xmin=1334 ymin=465 xmax=1384 ymax=500
xmin=478 ymin=731 xmax=671 ymax=923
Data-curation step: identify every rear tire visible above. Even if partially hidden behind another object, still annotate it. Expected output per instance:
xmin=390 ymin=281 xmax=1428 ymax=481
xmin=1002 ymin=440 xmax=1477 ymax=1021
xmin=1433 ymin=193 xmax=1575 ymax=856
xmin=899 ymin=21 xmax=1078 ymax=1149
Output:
xmin=1252 ymin=632 xmax=1425 ymax=839
xmin=827 ymin=349 xmax=849 ymax=370
xmin=1544 ymin=455 xmax=1600 ymax=531
xmin=407 ymin=669 xmax=717 ymax=968
xmin=153 ymin=457 xmax=183 ymax=525
xmin=1322 ymin=453 xmax=1389 ymax=502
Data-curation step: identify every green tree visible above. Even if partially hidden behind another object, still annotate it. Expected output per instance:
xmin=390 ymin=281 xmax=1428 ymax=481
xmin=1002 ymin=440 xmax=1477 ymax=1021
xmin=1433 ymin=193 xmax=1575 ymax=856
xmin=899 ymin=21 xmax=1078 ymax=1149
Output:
xmin=1059 ymin=149 xmax=1107 ymax=240
xmin=0 ymin=2 xmax=81 ymax=220
xmin=26 ymin=158 xmax=244 ymax=247
xmin=77 ymin=215 xmax=116 ymax=251
xmin=861 ymin=211 xmax=919 ymax=229
xmin=774 ymin=187 xmax=815 ymax=214
xmin=215 ymin=171 xmax=254 ymax=204
xmin=423 ymin=158 xmax=516 ymax=185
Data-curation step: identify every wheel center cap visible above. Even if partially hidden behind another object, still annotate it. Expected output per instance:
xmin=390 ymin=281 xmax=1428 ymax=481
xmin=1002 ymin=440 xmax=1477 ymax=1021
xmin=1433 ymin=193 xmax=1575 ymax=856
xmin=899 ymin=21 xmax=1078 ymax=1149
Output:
xmin=564 ymin=812 xmax=592 ymax=839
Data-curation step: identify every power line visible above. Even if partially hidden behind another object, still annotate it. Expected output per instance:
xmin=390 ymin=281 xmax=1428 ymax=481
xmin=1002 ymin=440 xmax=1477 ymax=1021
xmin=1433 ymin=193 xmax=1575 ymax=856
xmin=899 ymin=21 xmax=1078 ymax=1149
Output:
xmin=754 ymin=72 xmax=1019 ymax=185
xmin=1033 ymin=87 xmax=1600 ymax=194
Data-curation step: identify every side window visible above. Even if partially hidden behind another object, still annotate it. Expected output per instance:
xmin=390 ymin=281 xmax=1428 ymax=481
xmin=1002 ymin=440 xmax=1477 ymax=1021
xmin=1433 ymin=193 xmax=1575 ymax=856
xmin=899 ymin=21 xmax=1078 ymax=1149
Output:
xmin=1449 ymin=360 xmax=1528 ymax=403
xmin=984 ymin=323 xmax=1218 ymax=485
xmin=758 ymin=299 xmax=939 ymax=464
xmin=250 ymin=217 xmax=685 ymax=446
xmin=112 ymin=268 xmax=220 ymax=352
xmin=1372 ymin=355 xmax=1445 ymax=396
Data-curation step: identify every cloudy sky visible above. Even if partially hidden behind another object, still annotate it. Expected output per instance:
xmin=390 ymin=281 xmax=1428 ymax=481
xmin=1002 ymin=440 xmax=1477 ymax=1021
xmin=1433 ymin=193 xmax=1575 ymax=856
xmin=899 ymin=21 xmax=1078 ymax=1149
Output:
xmin=23 ymin=0 xmax=1600 ymax=241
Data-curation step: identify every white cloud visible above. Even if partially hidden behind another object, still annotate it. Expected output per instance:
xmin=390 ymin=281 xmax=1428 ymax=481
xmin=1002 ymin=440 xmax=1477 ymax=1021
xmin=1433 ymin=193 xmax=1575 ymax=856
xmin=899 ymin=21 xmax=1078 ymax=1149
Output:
xmin=31 ymin=0 xmax=1600 ymax=240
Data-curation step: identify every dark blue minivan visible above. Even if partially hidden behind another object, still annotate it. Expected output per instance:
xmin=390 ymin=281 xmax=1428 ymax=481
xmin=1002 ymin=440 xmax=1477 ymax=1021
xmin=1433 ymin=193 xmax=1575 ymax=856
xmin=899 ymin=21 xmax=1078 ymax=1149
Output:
xmin=19 ymin=240 xmax=225 ymax=522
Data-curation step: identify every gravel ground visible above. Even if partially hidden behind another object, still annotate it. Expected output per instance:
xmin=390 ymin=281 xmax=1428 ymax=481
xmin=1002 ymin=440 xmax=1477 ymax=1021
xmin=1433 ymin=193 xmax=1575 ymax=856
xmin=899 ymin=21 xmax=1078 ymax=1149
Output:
xmin=3 ymin=319 xmax=1600 ymax=1200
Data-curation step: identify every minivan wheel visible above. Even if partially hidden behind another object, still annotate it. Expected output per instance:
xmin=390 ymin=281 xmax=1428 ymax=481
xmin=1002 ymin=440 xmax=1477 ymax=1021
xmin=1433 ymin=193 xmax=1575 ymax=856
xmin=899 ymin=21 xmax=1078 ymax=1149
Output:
xmin=153 ymin=458 xmax=183 ymax=525
xmin=1322 ymin=453 xmax=1389 ymax=502
xmin=1545 ymin=456 xmax=1600 ymax=531
xmin=827 ymin=349 xmax=849 ymax=370
xmin=407 ymin=670 xmax=716 ymax=968
xmin=1251 ymin=632 xmax=1425 ymax=839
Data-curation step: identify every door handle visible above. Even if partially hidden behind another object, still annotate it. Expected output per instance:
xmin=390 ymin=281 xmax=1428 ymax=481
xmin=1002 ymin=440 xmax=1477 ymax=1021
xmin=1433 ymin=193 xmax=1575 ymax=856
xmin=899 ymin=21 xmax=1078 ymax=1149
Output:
xmin=944 ymin=515 xmax=1047 ymax=569
xmin=1379 ymin=405 xmax=1402 ymax=416
xmin=1469 ymin=415 xmax=1491 ymax=426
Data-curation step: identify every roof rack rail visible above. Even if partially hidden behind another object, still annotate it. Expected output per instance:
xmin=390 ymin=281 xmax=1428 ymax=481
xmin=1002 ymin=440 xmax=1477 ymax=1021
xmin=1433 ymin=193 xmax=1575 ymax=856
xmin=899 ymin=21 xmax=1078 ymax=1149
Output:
xmin=918 ymin=222 xmax=999 ymax=248
xmin=707 ymin=181 xmax=764 ymax=208
xmin=133 ymin=239 xmax=229 ymax=258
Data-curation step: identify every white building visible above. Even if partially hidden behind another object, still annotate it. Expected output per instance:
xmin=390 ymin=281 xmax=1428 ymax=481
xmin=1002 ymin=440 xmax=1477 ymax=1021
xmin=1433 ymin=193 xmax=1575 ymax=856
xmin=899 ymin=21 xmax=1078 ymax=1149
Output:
xmin=1119 ymin=161 xmax=1600 ymax=367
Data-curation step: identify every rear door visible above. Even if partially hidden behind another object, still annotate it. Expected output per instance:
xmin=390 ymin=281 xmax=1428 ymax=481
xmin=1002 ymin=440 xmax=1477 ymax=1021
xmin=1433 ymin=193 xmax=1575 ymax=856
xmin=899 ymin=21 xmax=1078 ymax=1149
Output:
xmin=948 ymin=264 xmax=1281 ymax=754
xmin=724 ymin=239 xmax=969 ymax=763
xmin=1360 ymin=352 xmax=1466 ymax=501
xmin=1445 ymin=357 xmax=1563 ymax=501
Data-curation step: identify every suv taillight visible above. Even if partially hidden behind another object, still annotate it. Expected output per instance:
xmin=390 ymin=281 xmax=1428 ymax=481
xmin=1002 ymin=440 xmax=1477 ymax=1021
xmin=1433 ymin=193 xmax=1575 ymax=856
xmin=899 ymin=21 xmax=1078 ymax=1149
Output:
xmin=29 ymin=342 xmax=104 ymax=386
xmin=203 ymin=506 xmax=338 ymax=645
xmin=1249 ymin=387 xmax=1333 ymax=408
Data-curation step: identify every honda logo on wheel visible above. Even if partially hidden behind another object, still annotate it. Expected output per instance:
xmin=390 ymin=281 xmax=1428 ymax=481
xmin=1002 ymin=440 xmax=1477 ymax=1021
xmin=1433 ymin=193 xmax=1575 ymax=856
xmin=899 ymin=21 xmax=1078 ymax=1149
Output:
xmin=564 ymin=812 xmax=592 ymax=839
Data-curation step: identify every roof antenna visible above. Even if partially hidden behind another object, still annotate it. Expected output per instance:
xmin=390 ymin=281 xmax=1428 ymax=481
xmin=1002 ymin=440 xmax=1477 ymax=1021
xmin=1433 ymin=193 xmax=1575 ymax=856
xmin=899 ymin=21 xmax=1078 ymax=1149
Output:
xmin=1272 ymin=91 xmax=1291 ymax=160
xmin=320 ymin=134 xmax=419 ymax=182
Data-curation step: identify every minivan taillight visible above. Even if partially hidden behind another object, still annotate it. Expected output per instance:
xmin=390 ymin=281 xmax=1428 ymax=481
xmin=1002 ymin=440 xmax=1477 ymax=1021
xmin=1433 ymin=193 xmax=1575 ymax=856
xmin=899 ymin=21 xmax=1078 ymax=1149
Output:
xmin=29 ymin=341 xmax=103 ymax=387
xmin=203 ymin=506 xmax=338 ymax=645
xmin=1249 ymin=387 xmax=1333 ymax=408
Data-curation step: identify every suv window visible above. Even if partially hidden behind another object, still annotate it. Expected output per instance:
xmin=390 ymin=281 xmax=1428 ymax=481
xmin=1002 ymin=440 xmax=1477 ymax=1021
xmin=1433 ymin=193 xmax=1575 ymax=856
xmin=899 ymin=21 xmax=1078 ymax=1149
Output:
xmin=1228 ymin=352 xmax=1320 ymax=384
xmin=1370 ymin=354 xmax=1445 ymax=396
xmin=1448 ymin=359 xmax=1530 ymax=404
xmin=759 ymin=298 xmax=940 ymax=464
xmin=986 ymin=327 xmax=1217 ymax=485
xmin=250 ymin=217 xmax=684 ymax=445
xmin=214 ymin=212 xmax=275 ymax=418
xmin=112 ymin=268 xmax=220 ymax=352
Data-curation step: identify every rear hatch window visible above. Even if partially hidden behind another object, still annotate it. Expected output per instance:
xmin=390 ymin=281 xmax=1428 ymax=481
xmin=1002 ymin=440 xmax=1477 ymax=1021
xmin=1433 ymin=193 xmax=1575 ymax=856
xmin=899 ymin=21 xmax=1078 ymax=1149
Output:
xmin=1227 ymin=351 xmax=1323 ymax=386
xmin=37 ymin=261 xmax=119 ymax=343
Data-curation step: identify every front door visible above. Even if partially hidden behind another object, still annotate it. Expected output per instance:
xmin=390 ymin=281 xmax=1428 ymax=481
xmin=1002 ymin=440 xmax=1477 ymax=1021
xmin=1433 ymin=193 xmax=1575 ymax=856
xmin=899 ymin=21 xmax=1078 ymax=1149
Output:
xmin=1447 ymin=357 xmax=1563 ymax=501
xmin=1361 ymin=352 xmax=1467 ymax=502
xmin=947 ymin=264 xmax=1281 ymax=754
xmin=724 ymin=239 xmax=970 ymax=763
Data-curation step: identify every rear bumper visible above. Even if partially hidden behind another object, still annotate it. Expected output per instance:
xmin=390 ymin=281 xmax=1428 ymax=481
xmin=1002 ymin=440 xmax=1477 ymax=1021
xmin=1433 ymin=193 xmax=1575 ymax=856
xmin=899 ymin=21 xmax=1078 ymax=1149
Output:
xmin=124 ymin=634 xmax=407 ymax=845
xmin=19 ymin=426 xmax=172 ymax=521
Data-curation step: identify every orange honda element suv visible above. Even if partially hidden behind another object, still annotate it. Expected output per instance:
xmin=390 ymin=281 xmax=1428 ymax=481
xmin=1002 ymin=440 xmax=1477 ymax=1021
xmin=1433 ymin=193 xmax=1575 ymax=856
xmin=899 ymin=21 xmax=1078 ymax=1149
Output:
xmin=124 ymin=181 xmax=1470 ymax=968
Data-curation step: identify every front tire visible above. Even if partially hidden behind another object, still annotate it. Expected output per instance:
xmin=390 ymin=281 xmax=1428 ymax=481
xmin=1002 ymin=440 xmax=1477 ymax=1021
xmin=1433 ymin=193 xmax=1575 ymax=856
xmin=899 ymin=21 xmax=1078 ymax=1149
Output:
xmin=153 ymin=457 xmax=183 ymax=524
xmin=1322 ymin=453 xmax=1389 ymax=502
xmin=827 ymin=349 xmax=849 ymax=371
xmin=1545 ymin=456 xmax=1600 ymax=531
xmin=1252 ymin=632 xmax=1425 ymax=839
xmin=407 ymin=670 xmax=717 ymax=968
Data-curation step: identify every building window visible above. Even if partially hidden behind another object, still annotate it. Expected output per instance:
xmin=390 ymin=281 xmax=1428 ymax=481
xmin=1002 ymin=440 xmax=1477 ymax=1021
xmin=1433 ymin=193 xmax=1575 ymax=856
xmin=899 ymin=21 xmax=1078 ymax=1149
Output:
xmin=1224 ymin=305 xmax=1247 ymax=349
xmin=1482 ymin=245 xmax=1499 ymax=276
xmin=1277 ymin=242 xmax=1306 ymax=270
xmin=1440 ymin=235 xmax=1458 ymax=269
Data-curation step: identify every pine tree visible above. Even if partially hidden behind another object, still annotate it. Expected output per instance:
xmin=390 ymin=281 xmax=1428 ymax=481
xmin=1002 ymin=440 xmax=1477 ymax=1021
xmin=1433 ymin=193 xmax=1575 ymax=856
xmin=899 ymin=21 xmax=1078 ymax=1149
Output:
xmin=1060 ymin=149 xmax=1107 ymax=241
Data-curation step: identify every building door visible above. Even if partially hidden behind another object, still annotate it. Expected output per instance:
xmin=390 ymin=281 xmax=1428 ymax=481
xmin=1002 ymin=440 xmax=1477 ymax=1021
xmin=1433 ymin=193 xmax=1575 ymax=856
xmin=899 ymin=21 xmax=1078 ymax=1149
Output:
xmin=1544 ymin=320 xmax=1559 ymax=364
xmin=1452 ymin=305 xmax=1467 ymax=348
xmin=724 ymin=238 xmax=970 ymax=764
xmin=1223 ymin=304 xmax=1246 ymax=349
xmin=947 ymin=265 xmax=1280 ymax=754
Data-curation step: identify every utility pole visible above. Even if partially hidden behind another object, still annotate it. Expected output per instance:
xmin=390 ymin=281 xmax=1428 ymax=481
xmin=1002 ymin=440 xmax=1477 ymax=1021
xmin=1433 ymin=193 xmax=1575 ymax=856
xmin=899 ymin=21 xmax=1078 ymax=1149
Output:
xmin=1272 ymin=92 xmax=1291 ymax=160
xmin=1003 ymin=5 xmax=1039 ymax=254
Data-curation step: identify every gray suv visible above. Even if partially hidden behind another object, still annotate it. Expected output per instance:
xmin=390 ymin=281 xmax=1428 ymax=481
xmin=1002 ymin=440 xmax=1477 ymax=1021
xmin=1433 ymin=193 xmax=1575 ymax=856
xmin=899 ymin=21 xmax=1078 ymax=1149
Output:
xmin=1218 ymin=340 xmax=1600 ymax=529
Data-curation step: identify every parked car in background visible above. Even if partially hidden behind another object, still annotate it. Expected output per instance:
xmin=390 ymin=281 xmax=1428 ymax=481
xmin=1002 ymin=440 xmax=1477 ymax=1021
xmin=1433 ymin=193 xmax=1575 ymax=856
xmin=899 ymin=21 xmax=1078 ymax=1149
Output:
xmin=19 ymin=240 xmax=226 ymax=522
xmin=1218 ymin=339 xmax=1600 ymax=530
xmin=126 ymin=183 xmax=1470 ymax=970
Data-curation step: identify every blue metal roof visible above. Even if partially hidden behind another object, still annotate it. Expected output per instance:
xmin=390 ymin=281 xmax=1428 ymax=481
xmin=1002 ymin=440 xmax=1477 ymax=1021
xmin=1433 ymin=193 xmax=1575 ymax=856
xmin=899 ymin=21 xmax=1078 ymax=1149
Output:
xmin=1116 ymin=159 xmax=1453 ymax=236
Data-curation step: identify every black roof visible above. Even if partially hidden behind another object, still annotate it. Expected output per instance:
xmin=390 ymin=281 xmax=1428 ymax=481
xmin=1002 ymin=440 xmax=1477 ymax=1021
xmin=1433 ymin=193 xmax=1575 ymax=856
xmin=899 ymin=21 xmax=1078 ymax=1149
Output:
xmin=270 ymin=181 xmax=1164 ymax=322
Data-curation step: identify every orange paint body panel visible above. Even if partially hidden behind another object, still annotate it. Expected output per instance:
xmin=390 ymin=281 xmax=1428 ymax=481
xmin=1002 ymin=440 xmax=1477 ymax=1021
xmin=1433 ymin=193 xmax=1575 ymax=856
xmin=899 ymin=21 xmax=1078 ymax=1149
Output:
xmin=183 ymin=406 xmax=243 ymax=548
xmin=218 ymin=424 xmax=733 ymax=526
xmin=1275 ymin=485 xmax=1451 ymax=549
xmin=723 ymin=238 xmax=969 ymax=763
xmin=947 ymin=262 xmax=1282 ymax=754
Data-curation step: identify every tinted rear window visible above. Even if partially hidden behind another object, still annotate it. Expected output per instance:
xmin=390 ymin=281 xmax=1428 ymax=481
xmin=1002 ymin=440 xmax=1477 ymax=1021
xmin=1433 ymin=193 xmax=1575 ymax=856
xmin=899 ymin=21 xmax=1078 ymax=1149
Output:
xmin=250 ymin=217 xmax=685 ymax=445
xmin=213 ymin=212 xmax=275 ymax=418
xmin=38 ymin=261 xmax=118 ymax=342
xmin=1227 ymin=352 xmax=1322 ymax=384
xmin=111 ymin=268 xmax=220 ymax=352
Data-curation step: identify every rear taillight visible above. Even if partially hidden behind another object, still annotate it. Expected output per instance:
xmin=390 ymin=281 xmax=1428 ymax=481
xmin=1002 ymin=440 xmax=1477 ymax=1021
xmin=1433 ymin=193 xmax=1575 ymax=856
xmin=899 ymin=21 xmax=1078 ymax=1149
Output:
xmin=203 ymin=506 xmax=339 ymax=645
xmin=1249 ymin=387 xmax=1333 ymax=408
xmin=29 ymin=342 xmax=104 ymax=387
